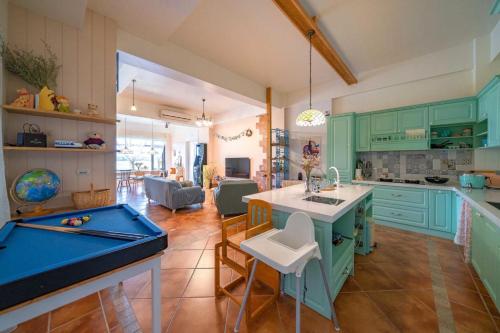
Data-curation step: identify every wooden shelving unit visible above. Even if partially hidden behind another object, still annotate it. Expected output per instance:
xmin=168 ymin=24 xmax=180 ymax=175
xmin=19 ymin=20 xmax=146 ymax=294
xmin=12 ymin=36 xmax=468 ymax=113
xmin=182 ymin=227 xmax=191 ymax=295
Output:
xmin=2 ymin=105 xmax=117 ymax=125
xmin=3 ymin=146 xmax=115 ymax=153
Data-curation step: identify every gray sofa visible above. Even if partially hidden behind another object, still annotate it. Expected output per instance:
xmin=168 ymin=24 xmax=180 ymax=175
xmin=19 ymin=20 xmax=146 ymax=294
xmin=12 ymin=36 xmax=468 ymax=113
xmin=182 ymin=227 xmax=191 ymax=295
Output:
xmin=213 ymin=180 xmax=259 ymax=218
xmin=144 ymin=176 xmax=205 ymax=212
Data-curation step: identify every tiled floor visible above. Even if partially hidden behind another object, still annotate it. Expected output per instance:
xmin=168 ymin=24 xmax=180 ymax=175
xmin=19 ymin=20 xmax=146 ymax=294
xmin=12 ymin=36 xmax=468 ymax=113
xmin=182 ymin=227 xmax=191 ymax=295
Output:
xmin=12 ymin=185 xmax=500 ymax=333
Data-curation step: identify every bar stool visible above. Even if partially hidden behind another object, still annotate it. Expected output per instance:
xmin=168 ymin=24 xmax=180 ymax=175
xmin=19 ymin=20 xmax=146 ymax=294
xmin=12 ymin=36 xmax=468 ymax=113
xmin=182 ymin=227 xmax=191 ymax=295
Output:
xmin=233 ymin=211 xmax=340 ymax=333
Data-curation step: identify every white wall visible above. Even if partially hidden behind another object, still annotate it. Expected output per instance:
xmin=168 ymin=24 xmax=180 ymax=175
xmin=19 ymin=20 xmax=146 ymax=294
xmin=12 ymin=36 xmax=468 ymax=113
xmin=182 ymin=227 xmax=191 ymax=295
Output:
xmin=4 ymin=5 xmax=117 ymax=211
xmin=0 ymin=0 xmax=10 ymax=225
xmin=208 ymin=115 xmax=264 ymax=179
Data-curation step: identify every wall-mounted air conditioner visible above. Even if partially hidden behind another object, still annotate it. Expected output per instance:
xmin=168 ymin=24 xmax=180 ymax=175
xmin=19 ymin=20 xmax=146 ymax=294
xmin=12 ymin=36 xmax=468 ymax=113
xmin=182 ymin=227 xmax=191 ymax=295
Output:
xmin=159 ymin=109 xmax=194 ymax=125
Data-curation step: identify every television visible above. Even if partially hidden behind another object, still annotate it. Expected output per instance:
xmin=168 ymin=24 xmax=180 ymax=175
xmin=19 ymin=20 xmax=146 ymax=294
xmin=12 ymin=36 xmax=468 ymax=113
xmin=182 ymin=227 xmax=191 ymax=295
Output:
xmin=225 ymin=158 xmax=250 ymax=179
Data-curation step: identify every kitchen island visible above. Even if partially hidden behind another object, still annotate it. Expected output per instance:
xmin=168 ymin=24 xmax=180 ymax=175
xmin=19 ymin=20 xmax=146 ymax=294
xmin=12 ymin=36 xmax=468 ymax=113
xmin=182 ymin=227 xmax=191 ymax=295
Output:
xmin=242 ymin=184 xmax=373 ymax=318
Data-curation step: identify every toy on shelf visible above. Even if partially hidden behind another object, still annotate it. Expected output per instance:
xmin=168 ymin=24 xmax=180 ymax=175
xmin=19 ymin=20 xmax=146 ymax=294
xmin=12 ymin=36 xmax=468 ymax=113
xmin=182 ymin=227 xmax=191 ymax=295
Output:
xmin=87 ymin=103 xmax=99 ymax=116
xmin=84 ymin=132 xmax=106 ymax=149
xmin=54 ymin=95 xmax=70 ymax=113
xmin=61 ymin=215 xmax=91 ymax=227
xmin=10 ymin=88 xmax=34 ymax=108
xmin=38 ymin=86 xmax=55 ymax=111
xmin=54 ymin=140 xmax=83 ymax=148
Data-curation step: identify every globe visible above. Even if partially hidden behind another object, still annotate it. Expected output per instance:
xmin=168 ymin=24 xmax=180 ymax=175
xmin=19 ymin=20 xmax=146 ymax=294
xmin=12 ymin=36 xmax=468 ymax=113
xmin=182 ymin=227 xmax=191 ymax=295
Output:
xmin=11 ymin=168 xmax=61 ymax=204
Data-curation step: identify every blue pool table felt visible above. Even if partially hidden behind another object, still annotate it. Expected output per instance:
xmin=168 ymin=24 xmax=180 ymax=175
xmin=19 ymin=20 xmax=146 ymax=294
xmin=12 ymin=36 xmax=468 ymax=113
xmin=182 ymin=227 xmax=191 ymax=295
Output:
xmin=0 ymin=205 xmax=164 ymax=286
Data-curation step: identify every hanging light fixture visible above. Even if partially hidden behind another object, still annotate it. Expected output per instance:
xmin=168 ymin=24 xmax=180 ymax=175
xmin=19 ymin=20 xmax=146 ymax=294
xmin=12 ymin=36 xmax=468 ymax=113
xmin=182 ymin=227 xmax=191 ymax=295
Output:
xmin=121 ymin=117 xmax=133 ymax=154
xmin=296 ymin=30 xmax=325 ymax=127
xmin=130 ymin=79 xmax=137 ymax=112
xmin=195 ymin=98 xmax=213 ymax=127
xmin=150 ymin=119 xmax=156 ymax=155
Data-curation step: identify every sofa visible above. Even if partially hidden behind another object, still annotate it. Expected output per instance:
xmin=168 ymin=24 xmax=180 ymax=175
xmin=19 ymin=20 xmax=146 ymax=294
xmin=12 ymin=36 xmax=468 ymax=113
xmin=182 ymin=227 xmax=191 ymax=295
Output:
xmin=144 ymin=176 xmax=205 ymax=213
xmin=213 ymin=180 xmax=259 ymax=218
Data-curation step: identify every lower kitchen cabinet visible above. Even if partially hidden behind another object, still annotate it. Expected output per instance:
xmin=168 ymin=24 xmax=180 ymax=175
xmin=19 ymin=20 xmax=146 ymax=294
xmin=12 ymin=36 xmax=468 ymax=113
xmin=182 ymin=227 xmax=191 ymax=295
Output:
xmin=429 ymin=189 xmax=453 ymax=233
xmin=471 ymin=208 xmax=500 ymax=312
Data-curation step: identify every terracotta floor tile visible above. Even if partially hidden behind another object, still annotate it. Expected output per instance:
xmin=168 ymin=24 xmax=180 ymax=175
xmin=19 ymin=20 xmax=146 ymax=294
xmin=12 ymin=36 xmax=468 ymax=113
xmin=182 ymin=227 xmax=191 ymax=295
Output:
xmin=122 ymin=271 xmax=151 ymax=299
xmin=184 ymin=268 xmax=231 ymax=297
xmin=169 ymin=297 xmax=228 ymax=333
xmin=50 ymin=293 xmax=101 ymax=329
xmin=445 ymin=284 xmax=487 ymax=313
xmin=442 ymin=270 xmax=476 ymax=292
xmin=352 ymin=263 xmax=403 ymax=291
xmin=450 ymin=301 xmax=497 ymax=333
xmin=130 ymin=297 xmax=179 ymax=333
xmin=406 ymin=289 xmax=436 ymax=312
xmin=377 ymin=262 xmax=432 ymax=289
xmin=161 ymin=249 xmax=203 ymax=269
xmin=13 ymin=313 xmax=48 ymax=333
xmin=474 ymin=277 xmax=490 ymax=296
xmin=339 ymin=276 xmax=361 ymax=293
xmin=205 ymin=233 xmax=222 ymax=250
xmin=483 ymin=295 xmax=500 ymax=318
xmin=136 ymin=269 xmax=194 ymax=298
xmin=333 ymin=292 xmax=398 ymax=332
xmin=367 ymin=290 xmax=439 ymax=332
xmin=50 ymin=308 xmax=107 ymax=333
xmin=197 ymin=249 xmax=215 ymax=268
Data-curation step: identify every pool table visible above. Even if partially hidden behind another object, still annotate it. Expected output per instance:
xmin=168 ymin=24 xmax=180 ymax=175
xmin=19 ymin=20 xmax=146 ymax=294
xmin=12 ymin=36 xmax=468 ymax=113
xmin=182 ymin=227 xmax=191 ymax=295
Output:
xmin=0 ymin=204 xmax=167 ymax=332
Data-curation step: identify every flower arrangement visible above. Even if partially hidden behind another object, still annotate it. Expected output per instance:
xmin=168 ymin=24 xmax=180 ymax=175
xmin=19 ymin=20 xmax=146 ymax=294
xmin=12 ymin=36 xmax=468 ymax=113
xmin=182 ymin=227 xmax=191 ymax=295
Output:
xmin=202 ymin=164 xmax=217 ymax=188
xmin=0 ymin=37 xmax=60 ymax=90
xmin=301 ymin=155 xmax=320 ymax=192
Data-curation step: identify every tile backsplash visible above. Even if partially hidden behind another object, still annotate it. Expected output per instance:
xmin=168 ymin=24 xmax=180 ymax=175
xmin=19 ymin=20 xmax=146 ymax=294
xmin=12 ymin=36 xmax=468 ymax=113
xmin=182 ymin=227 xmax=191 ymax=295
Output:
xmin=357 ymin=150 xmax=474 ymax=180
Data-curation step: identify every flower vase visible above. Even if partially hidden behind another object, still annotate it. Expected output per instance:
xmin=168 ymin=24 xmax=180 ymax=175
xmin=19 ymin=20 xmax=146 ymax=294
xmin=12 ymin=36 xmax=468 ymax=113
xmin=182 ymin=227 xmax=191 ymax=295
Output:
xmin=305 ymin=175 xmax=311 ymax=193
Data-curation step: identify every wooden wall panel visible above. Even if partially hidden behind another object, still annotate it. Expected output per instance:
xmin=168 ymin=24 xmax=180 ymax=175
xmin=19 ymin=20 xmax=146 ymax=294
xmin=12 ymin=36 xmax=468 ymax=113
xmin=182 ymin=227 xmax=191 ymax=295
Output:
xmin=5 ymin=4 xmax=117 ymax=211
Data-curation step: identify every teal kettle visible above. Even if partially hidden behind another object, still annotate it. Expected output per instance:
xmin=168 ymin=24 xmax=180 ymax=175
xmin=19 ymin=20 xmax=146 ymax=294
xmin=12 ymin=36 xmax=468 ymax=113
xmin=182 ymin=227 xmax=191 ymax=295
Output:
xmin=459 ymin=174 xmax=486 ymax=189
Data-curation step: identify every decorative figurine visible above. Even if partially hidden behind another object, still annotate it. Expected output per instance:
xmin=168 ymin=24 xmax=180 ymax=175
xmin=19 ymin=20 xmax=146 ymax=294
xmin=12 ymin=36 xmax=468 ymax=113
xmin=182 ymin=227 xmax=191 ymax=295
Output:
xmin=84 ymin=132 xmax=106 ymax=149
xmin=10 ymin=88 xmax=34 ymax=108
xmin=87 ymin=103 xmax=99 ymax=116
xmin=38 ymin=86 xmax=55 ymax=111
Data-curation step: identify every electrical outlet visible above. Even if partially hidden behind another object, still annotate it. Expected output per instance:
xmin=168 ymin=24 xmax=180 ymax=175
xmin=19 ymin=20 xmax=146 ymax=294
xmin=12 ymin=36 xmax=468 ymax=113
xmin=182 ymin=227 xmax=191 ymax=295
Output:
xmin=77 ymin=169 xmax=90 ymax=176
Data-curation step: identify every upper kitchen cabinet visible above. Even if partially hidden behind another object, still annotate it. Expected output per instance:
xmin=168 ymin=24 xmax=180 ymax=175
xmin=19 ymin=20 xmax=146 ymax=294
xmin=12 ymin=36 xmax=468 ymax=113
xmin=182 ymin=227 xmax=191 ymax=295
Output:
xmin=328 ymin=114 xmax=355 ymax=183
xmin=371 ymin=111 xmax=398 ymax=135
xmin=355 ymin=114 xmax=371 ymax=152
xmin=428 ymin=98 xmax=477 ymax=125
xmin=398 ymin=106 xmax=428 ymax=131
xmin=477 ymin=75 xmax=500 ymax=148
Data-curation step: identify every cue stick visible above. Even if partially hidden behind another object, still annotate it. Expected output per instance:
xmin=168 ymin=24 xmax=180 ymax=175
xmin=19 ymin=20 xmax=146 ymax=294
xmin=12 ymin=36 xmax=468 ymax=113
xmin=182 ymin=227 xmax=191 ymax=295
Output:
xmin=16 ymin=223 xmax=148 ymax=241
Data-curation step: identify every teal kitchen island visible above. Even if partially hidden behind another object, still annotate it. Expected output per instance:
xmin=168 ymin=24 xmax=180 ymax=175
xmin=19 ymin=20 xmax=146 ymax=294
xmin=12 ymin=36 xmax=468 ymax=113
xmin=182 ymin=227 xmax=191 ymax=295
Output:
xmin=242 ymin=184 xmax=374 ymax=318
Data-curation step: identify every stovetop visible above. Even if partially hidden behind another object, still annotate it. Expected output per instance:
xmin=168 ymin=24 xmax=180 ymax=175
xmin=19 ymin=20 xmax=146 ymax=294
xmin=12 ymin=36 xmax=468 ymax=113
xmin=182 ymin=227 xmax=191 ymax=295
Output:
xmin=377 ymin=178 xmax=424 ymax=185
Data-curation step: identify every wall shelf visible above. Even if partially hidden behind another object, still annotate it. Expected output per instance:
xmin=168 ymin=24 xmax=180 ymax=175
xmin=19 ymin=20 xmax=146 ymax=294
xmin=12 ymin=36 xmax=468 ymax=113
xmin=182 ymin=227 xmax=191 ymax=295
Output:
xmin=2 ymin=105 xmax=117 ymax=125
xmin=3 ymin=146 xmax=115 ymax=153
xmin=475 ymin=131 xmax=488 ymax=137
xmin=430 ymin=136 xmax=473 ymax=140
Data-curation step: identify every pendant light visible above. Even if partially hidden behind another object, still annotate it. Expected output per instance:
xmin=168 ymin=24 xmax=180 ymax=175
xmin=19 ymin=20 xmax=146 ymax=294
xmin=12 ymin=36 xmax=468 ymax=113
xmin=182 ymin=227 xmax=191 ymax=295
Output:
xmin=121 ymin=117 xmax=133 ymax=154
xmin=296 ymin=30 xmax=325 ymax=127
xmin=150 ymin=119 xmax=156 ymax=155
xmin=130 ymin=79 xmax=137 ymax=112
xmin=196 ymin=98 xmax=213 ymax=127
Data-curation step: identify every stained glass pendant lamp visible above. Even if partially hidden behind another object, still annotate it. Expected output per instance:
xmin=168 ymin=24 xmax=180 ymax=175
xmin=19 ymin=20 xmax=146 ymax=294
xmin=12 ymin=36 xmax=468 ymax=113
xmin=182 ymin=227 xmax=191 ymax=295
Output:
xmin=196 ymin=98 xmax=213 ymax=127
xmin=130 ymin=79 xmax=137 ymax=112
xmin=296 ymin=30 xmax=325 ymax=127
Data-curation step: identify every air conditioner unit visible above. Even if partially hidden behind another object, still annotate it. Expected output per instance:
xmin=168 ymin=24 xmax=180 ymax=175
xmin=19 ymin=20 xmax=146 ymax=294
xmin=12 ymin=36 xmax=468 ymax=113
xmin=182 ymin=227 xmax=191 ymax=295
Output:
xmin=159 ymin=109 xmax=194 ymax=125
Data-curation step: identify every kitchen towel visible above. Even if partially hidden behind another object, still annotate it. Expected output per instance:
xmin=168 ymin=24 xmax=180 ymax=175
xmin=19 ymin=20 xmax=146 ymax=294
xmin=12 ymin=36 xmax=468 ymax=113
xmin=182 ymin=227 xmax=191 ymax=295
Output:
xmin=454 ymin=200 xmax=472 ymax=262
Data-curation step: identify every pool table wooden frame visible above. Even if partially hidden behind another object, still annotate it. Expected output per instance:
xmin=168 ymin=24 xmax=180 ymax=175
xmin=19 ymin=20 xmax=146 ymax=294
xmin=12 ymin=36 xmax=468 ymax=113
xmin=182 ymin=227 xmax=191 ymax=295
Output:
xmin=0 ymin=253 xmax=162 ymax=333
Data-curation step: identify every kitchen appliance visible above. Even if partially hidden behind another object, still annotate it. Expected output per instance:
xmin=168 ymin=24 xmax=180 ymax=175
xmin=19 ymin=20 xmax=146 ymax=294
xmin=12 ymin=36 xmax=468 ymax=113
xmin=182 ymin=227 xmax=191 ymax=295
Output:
xmin=459 ymin=174 xmax=486 ymax=189
xmin=487 ymin=201 xmax=500 ymax=210
xmin=425 ymin=176 xmax=449 ymax=184
xmin=474 ymin=170 xmax=500 ymax=189
xmin=193 ymin=143 xmax=207 ymax=186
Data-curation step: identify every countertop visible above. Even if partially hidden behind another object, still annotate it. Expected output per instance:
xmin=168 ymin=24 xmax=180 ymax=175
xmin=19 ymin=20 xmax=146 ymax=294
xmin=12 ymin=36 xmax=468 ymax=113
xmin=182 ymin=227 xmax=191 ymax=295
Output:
xmin=242 ymin=184 xmax=373 ymax=223
xmin=352 ymin=179 xmax=500 ymax=228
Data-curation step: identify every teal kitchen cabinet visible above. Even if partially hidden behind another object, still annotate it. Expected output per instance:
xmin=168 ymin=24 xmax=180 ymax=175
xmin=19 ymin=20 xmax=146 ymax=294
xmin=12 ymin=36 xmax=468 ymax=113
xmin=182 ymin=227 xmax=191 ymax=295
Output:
xmin=355 ymin=114 xmax=371 ymax=152
xmin=428 ymin=98 xmax=477 ymax=125
xmin=428 ymin=190 xmax=452 ymax=233
xmin=477 ymin=75 xmax=500 ymax=147
xmin=327 ymin=114 xmax=355 ymax=183
xmin=471 ymin=209 xmax=500 ymax=311
xmin=371 ymin=111 xmax=398 ymax=135
xmin=398 ymin=106 xmax=428 ymax=131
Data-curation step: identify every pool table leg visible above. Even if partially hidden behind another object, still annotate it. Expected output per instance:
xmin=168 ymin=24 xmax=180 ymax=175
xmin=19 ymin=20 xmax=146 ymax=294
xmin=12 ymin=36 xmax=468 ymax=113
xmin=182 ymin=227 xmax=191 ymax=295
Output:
xmin=151 ymin=264 xmax=161 ymax=333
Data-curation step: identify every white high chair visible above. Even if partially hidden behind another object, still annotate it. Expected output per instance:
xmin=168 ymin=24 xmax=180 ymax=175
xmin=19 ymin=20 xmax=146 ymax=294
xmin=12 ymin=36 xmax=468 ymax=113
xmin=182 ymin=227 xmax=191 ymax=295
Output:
xmin=233 ymin=212 xmax=340 ymax=333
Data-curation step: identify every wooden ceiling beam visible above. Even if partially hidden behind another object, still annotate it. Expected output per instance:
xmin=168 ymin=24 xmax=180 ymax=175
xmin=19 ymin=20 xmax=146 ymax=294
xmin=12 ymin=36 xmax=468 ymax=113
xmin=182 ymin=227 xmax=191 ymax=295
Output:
xmin=272 ymin=0 xmax=358 ymax=85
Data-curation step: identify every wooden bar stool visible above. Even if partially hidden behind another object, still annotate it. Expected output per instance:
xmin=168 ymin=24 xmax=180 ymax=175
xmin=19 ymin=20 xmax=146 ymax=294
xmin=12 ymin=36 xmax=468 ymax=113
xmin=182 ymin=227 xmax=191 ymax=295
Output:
xmin=214 ymin=199 xmax=280 ymax=323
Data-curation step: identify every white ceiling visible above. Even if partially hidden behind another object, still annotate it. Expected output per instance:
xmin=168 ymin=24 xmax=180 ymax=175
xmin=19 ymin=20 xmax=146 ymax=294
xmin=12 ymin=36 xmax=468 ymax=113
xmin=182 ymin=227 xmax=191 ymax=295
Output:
xmin=119 ymin=63 xmax=264 ymax=118
xmin=92 ymin=0 xmax=498 ymax=93
xmin=12 ymin=0 xmax=87 ymax=28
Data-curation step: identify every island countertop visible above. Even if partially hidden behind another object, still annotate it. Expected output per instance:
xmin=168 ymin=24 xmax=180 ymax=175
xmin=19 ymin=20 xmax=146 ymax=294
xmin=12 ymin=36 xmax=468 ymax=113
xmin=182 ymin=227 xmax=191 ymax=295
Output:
xmin=242 ymin=184 xmax=373 ymax=223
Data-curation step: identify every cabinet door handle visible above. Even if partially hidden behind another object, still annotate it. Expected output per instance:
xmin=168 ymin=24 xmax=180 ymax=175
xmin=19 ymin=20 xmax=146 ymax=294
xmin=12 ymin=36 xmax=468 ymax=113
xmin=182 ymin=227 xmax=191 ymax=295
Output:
xmin=391 ymin=194 xmax=402 ymax=197
xmin=475 ymin=212 xmax=483 ymax=217
xmin=391 ymin=212 xmax=403 ymax=217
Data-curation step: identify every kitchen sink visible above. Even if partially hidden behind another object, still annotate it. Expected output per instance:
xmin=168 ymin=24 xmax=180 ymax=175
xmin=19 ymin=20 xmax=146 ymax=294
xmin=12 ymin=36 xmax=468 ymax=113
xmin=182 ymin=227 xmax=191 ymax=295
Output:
xmin=303 ymin=196 xmax=345 ymax=206
xmin=486 ymin=201 xmax=500 ymax=210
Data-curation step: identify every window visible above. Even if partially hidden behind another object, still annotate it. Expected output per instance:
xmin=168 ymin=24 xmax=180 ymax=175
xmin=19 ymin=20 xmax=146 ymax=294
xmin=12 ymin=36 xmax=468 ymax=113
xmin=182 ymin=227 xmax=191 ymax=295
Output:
xmin=116 ymin=137 xmax=165 ymax=171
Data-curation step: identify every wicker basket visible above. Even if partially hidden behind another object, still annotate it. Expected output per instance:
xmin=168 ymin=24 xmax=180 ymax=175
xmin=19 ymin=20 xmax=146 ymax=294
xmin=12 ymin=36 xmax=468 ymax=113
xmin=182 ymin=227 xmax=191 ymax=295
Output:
xmin=72 ymin=183 xmax=111 ymax=210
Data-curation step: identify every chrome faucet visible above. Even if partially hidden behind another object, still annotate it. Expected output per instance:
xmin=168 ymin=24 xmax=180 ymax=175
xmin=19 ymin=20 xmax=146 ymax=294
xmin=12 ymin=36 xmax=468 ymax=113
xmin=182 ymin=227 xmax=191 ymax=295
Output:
xmin=329 ymin=166 xmax=340 ymax=188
